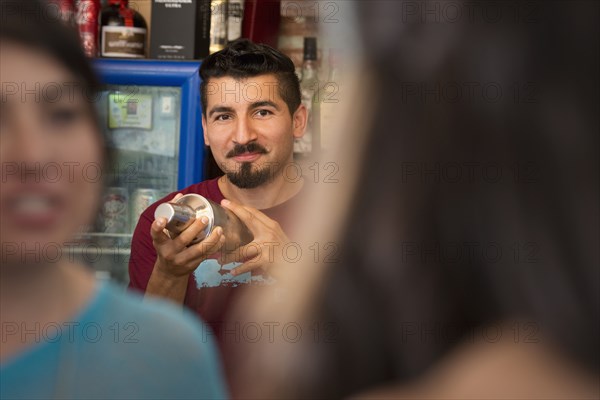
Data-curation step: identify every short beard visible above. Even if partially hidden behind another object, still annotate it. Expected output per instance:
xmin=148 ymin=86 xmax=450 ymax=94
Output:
xmin=226 ymin=162 xmax=274 ymax=189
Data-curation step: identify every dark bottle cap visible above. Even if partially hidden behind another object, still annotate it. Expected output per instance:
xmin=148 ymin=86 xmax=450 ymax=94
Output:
xmin=303 ymin=37 xmax=317 ymax=61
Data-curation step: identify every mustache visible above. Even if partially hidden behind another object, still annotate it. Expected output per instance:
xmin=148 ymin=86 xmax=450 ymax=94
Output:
xmin=226 ymin=142 xmax=268 ymax=158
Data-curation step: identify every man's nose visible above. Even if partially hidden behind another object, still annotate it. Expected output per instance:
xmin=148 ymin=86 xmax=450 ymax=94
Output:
xmin=232 ymin=116 xmax=258 ymax=145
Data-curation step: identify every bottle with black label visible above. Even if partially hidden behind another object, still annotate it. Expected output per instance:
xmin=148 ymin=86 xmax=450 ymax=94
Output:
xmin=99 ymin=0 xmax=147 ymax=58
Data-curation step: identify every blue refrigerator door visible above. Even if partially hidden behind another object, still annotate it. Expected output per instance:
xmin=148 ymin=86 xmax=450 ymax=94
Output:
xmin=94 ymin=59 xmax=204 ymax=189
xmin=77 ymin=59 xmax=205 ymax=283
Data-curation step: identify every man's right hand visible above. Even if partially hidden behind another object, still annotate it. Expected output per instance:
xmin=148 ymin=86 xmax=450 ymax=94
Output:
xmin=144 ymin=194 xmax=226 ymax=304
xmin=151 ymin=213 xmax=225 ymax=279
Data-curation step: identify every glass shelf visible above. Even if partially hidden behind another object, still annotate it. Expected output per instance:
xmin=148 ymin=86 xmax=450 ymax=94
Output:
xmin=75 ymin=232 xmax=134 ymax=238
xmin=68 ymin=247 xmax=131 ymax=255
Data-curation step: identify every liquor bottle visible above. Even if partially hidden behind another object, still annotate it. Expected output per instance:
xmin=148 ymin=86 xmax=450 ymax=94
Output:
xmin=295 ymin=37 xmax=319 ymax=154
xmin=227 ymin=0 xmax=243 ymax=42
xmin=209 ymin=0 xmax=228 ymax=54
xmin=99 ymin=0 xmax=147 ymax=58
xmin=75 ymin=0 xmax=101 ymax=57
xmin=149 ymin=0 xmax=211 ymax=60
xmin=316 ymin=49 xmax=343 ymax=151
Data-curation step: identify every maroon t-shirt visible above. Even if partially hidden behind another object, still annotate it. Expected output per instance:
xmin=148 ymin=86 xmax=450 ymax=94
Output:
xmin=128 ymin=177 xmax=300 ymax=343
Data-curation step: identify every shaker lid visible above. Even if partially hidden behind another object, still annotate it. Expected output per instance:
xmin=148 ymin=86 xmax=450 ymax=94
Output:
xmin=154 ymin=203 xmax=175 ymax=222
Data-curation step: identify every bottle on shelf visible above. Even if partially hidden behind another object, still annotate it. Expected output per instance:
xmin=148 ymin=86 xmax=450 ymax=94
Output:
xmin=210 ymin=0 xmax=228 ymax=54
xmin=99 ymin=0 xmax=147 ymax=58
xmin=316 ymin=49 xmax=343 ymax=152
xmin=149 ymin=0 xmax=211 ymax=59
xmin=227 ymin=0 xmax=243 ymax=43
xmin=76 ymin=0 xmax=101 ymax=57
xmin=296 ymin=37 xmax=319 ymax=154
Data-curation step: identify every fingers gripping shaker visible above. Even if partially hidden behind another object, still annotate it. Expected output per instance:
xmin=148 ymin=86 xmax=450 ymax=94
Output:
xmin=154 ymin=194 xmax=253 ymax=251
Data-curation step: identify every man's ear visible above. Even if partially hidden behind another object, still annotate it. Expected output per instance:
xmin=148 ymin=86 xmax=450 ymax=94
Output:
xmin=292 ymin=104 xmax=308 ymax=139
xmin=202 ymin=114 xmax=209 ymax=145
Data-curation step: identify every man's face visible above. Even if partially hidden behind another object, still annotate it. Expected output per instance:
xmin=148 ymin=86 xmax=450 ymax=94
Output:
xmin=202 ymin=74 xmax=306 ymax=189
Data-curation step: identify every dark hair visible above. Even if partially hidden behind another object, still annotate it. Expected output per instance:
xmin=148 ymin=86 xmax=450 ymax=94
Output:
xmin=284 ymin=1 xmax=599 ymax=398
xmin=200 ymin=39 xmax=301 ymax=116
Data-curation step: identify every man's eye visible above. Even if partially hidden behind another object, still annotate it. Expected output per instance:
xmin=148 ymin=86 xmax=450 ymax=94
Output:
xmin=216 ymin=114 xmax=232 ymax=121
xmin=255 ymin=110 xmax=272 ymax=117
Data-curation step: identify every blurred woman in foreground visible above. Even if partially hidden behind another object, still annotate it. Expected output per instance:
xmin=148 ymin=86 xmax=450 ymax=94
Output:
xmin=231 ymin=1 xmax=599 ymax=398
xmin=0 ymin=1 xmax=226 ymax=398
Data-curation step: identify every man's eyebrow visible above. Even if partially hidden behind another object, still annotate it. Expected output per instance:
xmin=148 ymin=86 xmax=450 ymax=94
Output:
xmin=208 ymin=106 xmax=235 ymax=117
xmin=250 ymin=101 xmax=279 ymax=110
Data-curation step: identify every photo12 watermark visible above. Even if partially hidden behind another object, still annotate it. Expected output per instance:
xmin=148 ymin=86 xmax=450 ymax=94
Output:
xmin=397 ymin=161 xmax=540 ymax=184
xmin=1 ymin=321 xmax=140 ymax=344
xmin=400 ymin=240 xmax=541 ymax=264
xmin=201 ymin=320 xmax=340 ymax=344
xmin=1 ymin=239 xmax=341 ymax=266
xmin=398 ymin=321 xmax=541 ymax=345
xmin=396 ymin=81 xmax=539 ymax=105
xmin=218 ymin=160 xmax=340 ymax=184
xmin=1 ymin=161 xmax=146 ymax=185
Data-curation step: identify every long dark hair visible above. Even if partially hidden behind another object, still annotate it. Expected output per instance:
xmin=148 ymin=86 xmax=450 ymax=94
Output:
xmin=294 ymin=1 xmax=599 ymax=397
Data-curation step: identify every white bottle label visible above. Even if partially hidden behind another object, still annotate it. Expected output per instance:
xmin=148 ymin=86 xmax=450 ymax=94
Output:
xmin=101 ymin=26 xmax=147 ymax=58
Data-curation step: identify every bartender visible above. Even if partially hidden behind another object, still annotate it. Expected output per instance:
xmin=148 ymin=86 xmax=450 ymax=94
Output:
xmin=128 ymin=39 xmax=307 ymax=342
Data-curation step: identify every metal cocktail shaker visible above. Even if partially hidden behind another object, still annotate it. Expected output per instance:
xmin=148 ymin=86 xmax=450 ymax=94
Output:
xmin=154 ymin=194 xmax=253 ymax=251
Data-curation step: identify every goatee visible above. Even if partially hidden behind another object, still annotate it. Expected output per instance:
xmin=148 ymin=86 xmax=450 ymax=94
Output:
xmin=226 ymin=162 xmax=273 ymax=189
xmin=224 ymin=142 xmax=271 ymax=189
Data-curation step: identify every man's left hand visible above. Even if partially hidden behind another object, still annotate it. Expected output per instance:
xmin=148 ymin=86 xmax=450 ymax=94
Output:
xmin=218 ymin=199 xmax=290 ymax=278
